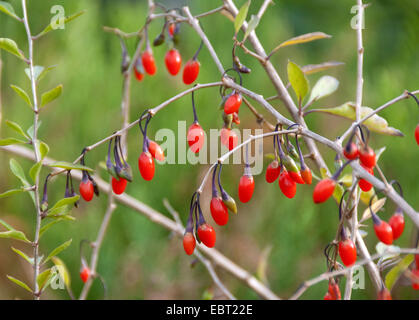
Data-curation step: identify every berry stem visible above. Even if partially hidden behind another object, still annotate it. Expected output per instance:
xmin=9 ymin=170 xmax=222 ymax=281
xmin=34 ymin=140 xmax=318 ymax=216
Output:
xmin=192 ymin=40 xmax=204 ymax=61
xmin=191 ymin=86 xmax=199 ymax=123
xmin=211 ymin=164 xmax=219 ymax=198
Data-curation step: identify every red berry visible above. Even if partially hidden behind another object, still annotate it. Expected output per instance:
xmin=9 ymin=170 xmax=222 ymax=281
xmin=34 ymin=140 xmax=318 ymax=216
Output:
xmin=279 ymin=170 xmax=297 ymax=199
xmin=168 ymin=23 xmax=176 ymax=37
xmin=182 ymin=60 xmax=200 ymax=85
xmin=338 ymin=239 xmax=357 ymax=267
xmin=138 ymin=151 xmax=155 ymax=181
xmin=133 ymin=64 xmax=144 ymax=81
xmin=373 ymin=218 xmax=393 ymax=245
xmin=210 ymin=197 xmax=229 ymax=226
xmin=183 ymin=232 xmax=196 ymax=255
xmin=289 ymin=170 xmax=305 ymax=184
xmin=300 ymin=167 xmax=312 ymax=185
xmin=313 ymin=179 xmax=336 ymax=204
xmin=343 ymin=142 xmax=359 ymax=160
xmin=80 ymin=267 xmax=90 ymax=283
xmin=142 ymin=50 xmax=157 ymax=75
xmin=224 ymin=93 xmax=242 ymax=114
xmin=79 ymin=179 xmax=94 ymax=202
xmin=323 ymin=292 xmax=332 ymax=300
xmin=328 ymin=282 xmax=341 ymax=300
xmin=165 ymin=49 xmax=182 ymax=75
xmin=238 ymin=174 xmax=255 ymax=203
xmin=415 ymin=124 xmax=419 ymax=146
xmin=197 ymin=223 xmax=216 ymax=248
xmin=111 ymin=177 xmax=127 ymax=195
xmin=265 ymin=160 xmax=280 ymax=183
xmin=412 ymin=269 xmax=419 ymax=290
xmin=389 ymin=212 xmax=404 ymax=240
xmin=187 ymin=122 xmax=205 ymax=153
xmin=359 ymin=146 xmax=376 ymax=168
xmin=415 ymin=254 xmax=419 ymax=270
xmin=377 ymin=288 xmax=392 ymax=300
xmin=220 ymin=128 xmax=238 ymax=151
xmin=148 ymin=140 xmax=165 ymax=161
xmin=359 ymin=165 xmax=373 ymax=192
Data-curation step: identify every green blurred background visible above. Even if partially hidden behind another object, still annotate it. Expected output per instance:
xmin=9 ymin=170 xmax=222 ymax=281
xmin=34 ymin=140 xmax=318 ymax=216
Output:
xmin=0 ymin=0 xmax=418 ymax=300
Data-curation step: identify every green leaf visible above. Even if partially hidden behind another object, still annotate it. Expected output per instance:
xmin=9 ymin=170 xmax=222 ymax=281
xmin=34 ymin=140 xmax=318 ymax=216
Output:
xmin=301 ymin=61 xmax=345 ymax=75
xmin=12 ymin=247 xmax=33 ymax=265
xmin=35 ymin=140 xmax=49 ymax=160
xmin=40 ymin=84 xmax=62 ymax=107
xmin=0 ymin=1 xmax=20 ymax=20
xmin=10 ymin=85 xmax=32 ymax=108
xmin=0 ymin=137 xmax=26 ymax=146
xmin=0 ymin=188 xmax=25 ymax=198
xmin=51 ymin=257 xmax=71 ymax=287
xmin=29 ymin=162 xmax=42 ymax=182
xmin=26 ymin=121 xmax=42 ymax=140
xmin=7 ymin=275 xmax=32 ymax=293
xmin=5 ymin=120 xmax=30 ymax=140
xmin=385 ymin=254 xmax=414 ymax=291
xmin=0 ymin=38 xmax=25 ymax=60
xmin=287 ymin=61 xmax=309 ymax=102
xmin=44 ymin=239 xmax=72 ymax=264
xmin=313 ymin=103 xmax=403 ymax=136
xmin=48 ymin=161 xmax=93 ymax=172
xmin=243 ymin=14 xmax=259 ymax=41
xmin=307 ymin=76 xmax=339 ymax=105
xmin=274 ymin=32 xmax=331 ymax=50
xmin=46 ymin=205 xmax=71 ymax=218
xmin=36 ymin=10 xmax=86 ymax=38
xmin=9 ymin=158 xmax=29 ymax=187
xmin=0 ymin=219 xmax=13 ymax=230
xmin=256 ymin=245 xmax=272 ymax=285
xmin=50 ymin=196 xmax=80 ymax=211
xmin=234 ymin=0 xmax=250 ymax=34
xmin=24 ymin=65 xmax=44 ymax=82
xmin=37 ymin=269 xmax=53 ymax=291
xmin=40 ymin=219 xmax=64 ymax=238
xmin=0 ymin=230 xmax=30 ymax=242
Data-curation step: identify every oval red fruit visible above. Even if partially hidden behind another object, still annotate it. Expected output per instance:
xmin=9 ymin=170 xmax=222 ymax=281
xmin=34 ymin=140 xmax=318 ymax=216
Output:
xmin=197 ymin=223 xmax=216 ymax=248
xmin=279 ymin=170 xmax=297 ymax=199
xmin=359 ymin=165 xmax=373 ymax=192
xmin=210 ymin=197 xmax=229 ymax=226
xmin=168 ymin=23 xmax=176 ymax=37
xmin=328 ymin=282 xmax=341 ymax=300
xmin=415 ymin=124 xmax=419 ymax=146
xmin=138 ymin=151 xmax=155 ymax=181
xmin=79 ymin=180 xmax=94 ymax=202
xmin=359 ymin=146 xmax=376 ymax=168
xmin=373 ymin=220 xmax=393 ymax=245
xmin=313 ymin=179 xmax=336 ymax=204
xmin=289 ymin=170 xmax=305 ymax=184
xmin=238 ymin=175 xmax=255 ymax=203
xmin=183 ymin=232 xmax=196 ymax=255
xmin=187 ymin=123 xmax=205 ymax=153
xmin=343 ymin=142 xmax=359 ymax=160
xmin=112 ymin=177 xmax=127 ymax=195
xmin=323 ymin=292 xmax=333 ymax=300
xmin=389 ymin=212 xmax=404 ymax=240
xmin=338 ymin=239 xmax=357 ymax=267
xmin=165 ymin=49 xmax=182 ymax=75
xmin=134 ymin=65 xmax=144 ymax=81
xmin=182 ymin=60 xmax=200 ymax=85
xmin=415 ymin=254 xmax=419 ymax=270
xmin=80 ymin=267 xmax=90 ymax=283
xmin=301 ymin=167 xmax=312 ymax=185
xmin=224 ymin=94 xmax=242 ymax=115
xmin=142 ymin=50 xmax=157 ymax=75
xmin=266 ymin=161 xmax=280 ymax=183
xmin=148 ymin=140 xmax=165 ymax=161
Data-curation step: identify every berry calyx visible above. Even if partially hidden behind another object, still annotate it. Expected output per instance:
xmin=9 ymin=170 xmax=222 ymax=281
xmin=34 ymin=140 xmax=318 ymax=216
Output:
xmin=343 ymin=142 xmax=359 ymax=160
xmin=111 ymin=177 xmax=127 ymax=195
xmin=148 ymin=140 xmax=165 ymax=161
xmin=411 ymin=268 xmax=419 ymax=290
xmin=288 ymin=170 xmax=305 ymax=184
xmin=238 ymin=174 xmax=255 ymax=203
xmin=279 ymin=170 xmax=297 ymax=199
xmin=265 ymin=160 xmax=280 ymax=183
xmin=182 ymin=60 xmax=200 ymax=85
xmin=183 ymin=232 xmax=196 ymax=255
xmin=415 ymin=124 xmax=419 ymax=146
xmin=187 ymin=122 xmax=205 ymax=153
xmin=313 ymin=178 xmax=336 ymax=204
xmin=300 ymin=167 xmax=312 ymax=185
xmin=224 ymin=93 xmax=242 ymax=115
xmin=389 ymin=211 xmax=405 ymax=240
xmin=372 ymin=214 xmax=393 ymax=245
xmin=79 ymin=177 xmax=94 ymax=202
xmin=210 ymin=197 xmax=229 ymax=226
xmin=197 ymin=223 xmax=216 ymax=248
xmin=80 ymin=267 xmax=90 ymax=283
xmin=165 ymin=49 xmax=182 ymax=75
xmin=338 ymin=238 xmax=357 ymax=267
xmin=359 ymin=146 xmax=376 ymax=168
xmin=138 ymin=151 xmax=155 ymax=181
xmin=142 ymin=50 xmax=157 ymax=75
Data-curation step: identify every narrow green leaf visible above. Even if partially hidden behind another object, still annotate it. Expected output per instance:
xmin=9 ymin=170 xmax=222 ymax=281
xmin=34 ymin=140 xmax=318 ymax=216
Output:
xmin=0 ymin=230 xmax=30 ymax=243
xmin=243 ymin=14 xmax=259 ymax=41
xmin=44 ymin=239 xmax=72 ymax=264
xmin=9 ymin=159 xmax=29 ymax=187
xmin=307 ymin=76 xmax=339 ymax=105
xmin=274 ymin=32 xmax=331 ymax=50
xmin=287 ymin=60 xmax=309 ymax=102
xmin=39 ymin=219 xmax=64 ymax=238
xmin=10 ymin=85 xmax=32 ymax=108
xmin=46 ymin=205 xmax=71 ymax=218
xmin=39 ymin=141 xmax=49 ymax=159
xmin=37 ymin=65 xmax=57 ymax=82
xmin=0 ymin=219 xmax=13 ymax=231
xmin=0 ymin=188 xmax=25 ymax=198
xmin=50 ymin=196 xmax=80 ymax=211
xmin=0 ymin=137 xmax=26 ymax=146
xmin=385 ymin=254 xmax=414 ymax=291
xmin=26 ymin=121 xmax=42 ymax=140
xmin=301 ymin=61 xmax=345 ymax=75
xmin=36 ymin=10 xmax=86 ymax=38
xmin=24 ymin=65 xmax=44 ymax=82
xmin=7 ymin=275 xmax=32 ymax=293
xmin=29 ymin=162 xmax=42 ymax=182
xmin=48 ymin=161 xmax=93 ymax=172
xmin=37 ymin=269 xmax=53 ymax=291
xmin=0 ymin=1 xmax=20 ymax=20
xmin=12 ymin=247 xmax=33 ymax=265
xmin=51 ymin=257 xmax=71 ymax=287
xmin=40 ymin=84 xmax=62 ymax=107
xmin=5 ymin=120 xmax=30 ymax=139
xmin=234 ymin=0 xmax=250 ymax=34
xmin=0 ymin=38 xmax=25 ymax=60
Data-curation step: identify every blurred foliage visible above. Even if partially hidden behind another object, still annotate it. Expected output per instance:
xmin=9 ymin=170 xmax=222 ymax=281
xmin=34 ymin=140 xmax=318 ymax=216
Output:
xmin=0 ymin=0 xmax=418 ymax=300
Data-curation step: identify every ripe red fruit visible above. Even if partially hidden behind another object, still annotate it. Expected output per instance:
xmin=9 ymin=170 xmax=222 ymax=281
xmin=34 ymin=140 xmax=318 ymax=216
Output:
xmin=220 ymin=128 xmax=238 ymax=151
xmin=359 ymin=146 xmax=376 ymax=168
xmin=412 ymin=269 xmax=419 ymax=290
xmin=279 ymin=170 xmax=297 ymax=199
xmin=328 ymin=282 xmax=341 ymax=300
xmin=300 ymin=167 xmax=312 ymax=185
xmin=148 ymin=140 xmax=165 ymax=161
xmin=266 ymin=161 xmax=280 ymax=183
xmin=168 ymin=23 xmax=175 ymax=37
xmin=224 ymin=93 xmax=242 ymax=114
xmin=79 ymin=179 xmax=94 ymax=202
xmin=373 ymin=217 xmax=393 ymax=245
xmin=343 ymin=142 xmax=359 ymax=160
xmin=359 ymin=164 xmax=373 ymax=192
xmin=187 ymin=122 xmax=205 ymax=153
xmin=142 ymin=50 xmax=157 ymax=75
xmin=210 ymin=197 xmax=229 ymax=226
xmin=238 ymin=174 xmax=255 ymax=203
xmin=133 ymin=64 xmax=144 ymax=81
xmin=80 ymin=267 xmax=90 ymax=283
xmin=415 ymin=124 xmax=419 ymax=145
xmin=377 ymin=288 xmax=392 ymax=300
xmin=415 ymin=254 xmax=419 ymax=270
xmin=288 ymin=170 xmax=305 ymax=184
xmin=323 ymin=292 xmax=332 ymax=300
xmin=389 ymin=212 xmax=405 ymax=240
xmin=183 ymin=232 xmax=196 ymax=255
xmin=182 ymin=60 xmax=200 ymax=85
xmin=197 ymin=223 xmax=216 ymax=248
xmin=138 ymin=151 xmax=155 ymax=181
xmin=338 ymin=239 xmax=357 ymax=267
xmin=111 ymin=177 xmax=127 ymax=195
xmin=165 ymin=49 xmax=182 ymax=75
xmin=313 ymin=179 xmax=336 ymax=204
